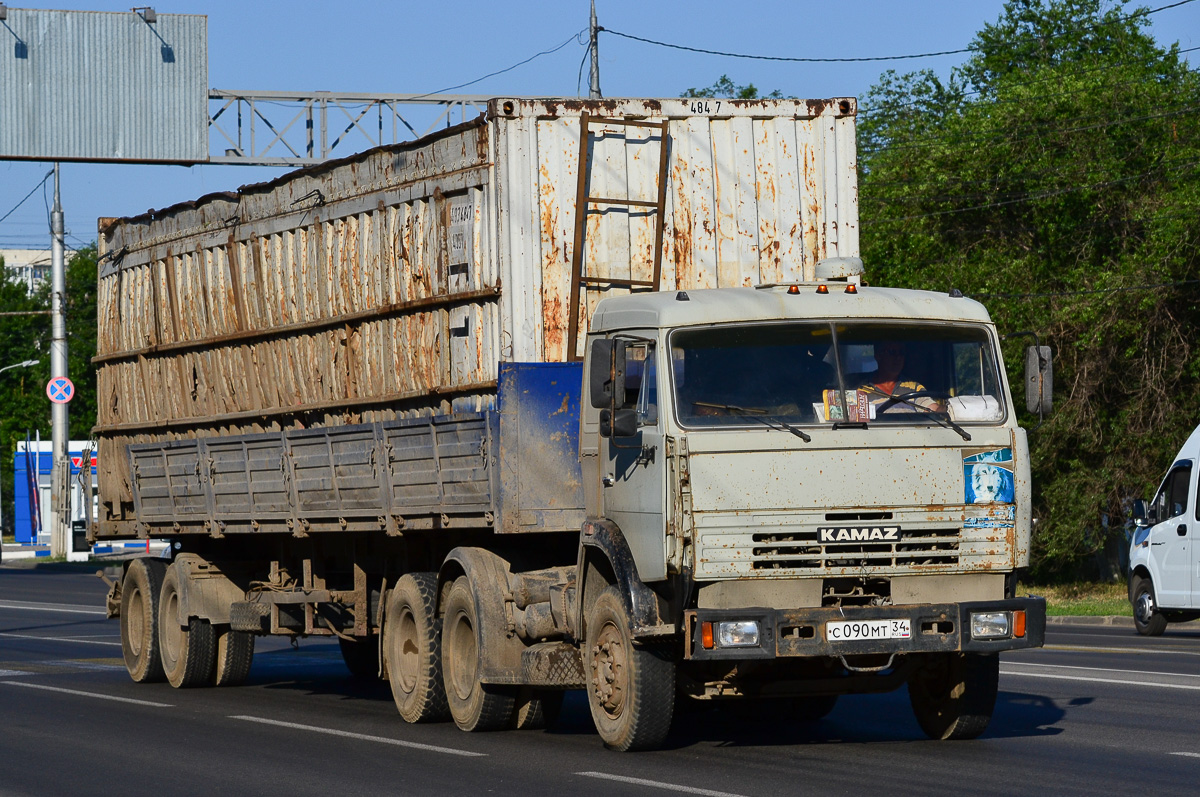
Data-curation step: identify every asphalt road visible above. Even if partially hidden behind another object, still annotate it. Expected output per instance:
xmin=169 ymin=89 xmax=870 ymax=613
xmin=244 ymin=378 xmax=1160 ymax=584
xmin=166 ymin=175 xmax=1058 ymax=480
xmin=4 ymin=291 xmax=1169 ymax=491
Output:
xmin=1 ymin=566 xmax=1197 ymax=797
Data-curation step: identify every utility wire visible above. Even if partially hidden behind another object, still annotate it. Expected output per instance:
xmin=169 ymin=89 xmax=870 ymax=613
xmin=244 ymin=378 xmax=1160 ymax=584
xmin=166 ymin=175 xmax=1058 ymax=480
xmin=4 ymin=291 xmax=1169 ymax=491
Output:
xmin=419 ymin=30 xmax=586 ymax=98
xmin=604 ymin=1 xmax=1196 ymax=66
xmin=0 ymin=170 xmax=53 ymax=227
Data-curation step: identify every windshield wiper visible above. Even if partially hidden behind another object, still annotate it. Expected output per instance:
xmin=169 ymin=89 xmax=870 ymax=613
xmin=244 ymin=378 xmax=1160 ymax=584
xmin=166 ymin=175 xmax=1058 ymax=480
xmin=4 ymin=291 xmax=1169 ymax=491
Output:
xmin=692 ymin=402 xmax=812 ymax=442
xmin=857 ymin=387 xmax=972 ymax=441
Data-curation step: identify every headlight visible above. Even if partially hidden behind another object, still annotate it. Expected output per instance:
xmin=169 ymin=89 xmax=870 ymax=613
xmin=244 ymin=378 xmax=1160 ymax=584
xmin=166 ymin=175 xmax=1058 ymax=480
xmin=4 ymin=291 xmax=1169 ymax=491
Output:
xmin=716 ymin=620 xmax=760 ymax=647
xmin=971 ymin=611 xmax=1011 ymax=640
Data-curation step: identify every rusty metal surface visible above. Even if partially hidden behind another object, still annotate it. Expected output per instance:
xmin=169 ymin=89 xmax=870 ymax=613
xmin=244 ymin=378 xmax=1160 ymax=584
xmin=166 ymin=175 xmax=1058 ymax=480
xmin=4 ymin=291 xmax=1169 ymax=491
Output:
xmin=97 ymin=98 xmax=856 ymax=534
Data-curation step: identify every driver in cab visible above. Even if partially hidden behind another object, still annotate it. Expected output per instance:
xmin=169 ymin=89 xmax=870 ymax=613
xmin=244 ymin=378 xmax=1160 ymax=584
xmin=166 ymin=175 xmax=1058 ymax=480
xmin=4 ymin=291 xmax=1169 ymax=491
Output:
xmin=858 ymin=342 xmax=941 ymax=413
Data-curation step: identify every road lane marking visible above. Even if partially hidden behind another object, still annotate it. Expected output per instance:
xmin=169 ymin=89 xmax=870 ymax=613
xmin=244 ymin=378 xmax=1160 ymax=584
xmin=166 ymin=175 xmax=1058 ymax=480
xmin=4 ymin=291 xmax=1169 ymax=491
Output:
xmin=0 ymin=632 xmax=121 ymax=647
xmin=1000 ymin=668 xmax=1200 ymax=691
xmin=576 ymin=773 xmax=749 ymax=797
xmin=229 ymin=715 xmax=486 ymax=757
xmin=1170 ymin=752 xmax=1200 ymax=758
xmin=0 ymin=670 xmax=31 ymax=677
xmin=1041 ymin=644 xmax=1200 ymax=657
xmin=0 ymin=600 xmax=105 ymax=615
xmin=1005 ymin=661 xmax=1200 ymax=679
xmin=0 ymin=681 xmax=172 ymax=707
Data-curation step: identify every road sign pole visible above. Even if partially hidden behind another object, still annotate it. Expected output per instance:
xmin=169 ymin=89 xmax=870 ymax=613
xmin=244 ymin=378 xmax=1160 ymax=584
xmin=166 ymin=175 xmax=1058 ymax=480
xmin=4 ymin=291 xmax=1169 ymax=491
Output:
xmin=50 ymin=164 xmax=69 ymax=559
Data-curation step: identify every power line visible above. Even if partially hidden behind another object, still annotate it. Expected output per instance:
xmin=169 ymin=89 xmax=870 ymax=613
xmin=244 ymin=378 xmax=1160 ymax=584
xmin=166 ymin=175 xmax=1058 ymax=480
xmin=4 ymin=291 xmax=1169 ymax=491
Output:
xmin=0 ymin=171 xmax=53 ymax=227
xmin=603 ymin=1 xmax=1197 ymax=67
xmin=418 ymin=30 xmax=586 ymax=98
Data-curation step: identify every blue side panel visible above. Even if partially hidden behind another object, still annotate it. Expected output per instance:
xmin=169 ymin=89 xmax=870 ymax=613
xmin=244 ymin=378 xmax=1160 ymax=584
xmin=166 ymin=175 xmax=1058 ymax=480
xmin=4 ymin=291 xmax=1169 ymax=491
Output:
xmin=497 ymin=362 xmax=586 ymax=534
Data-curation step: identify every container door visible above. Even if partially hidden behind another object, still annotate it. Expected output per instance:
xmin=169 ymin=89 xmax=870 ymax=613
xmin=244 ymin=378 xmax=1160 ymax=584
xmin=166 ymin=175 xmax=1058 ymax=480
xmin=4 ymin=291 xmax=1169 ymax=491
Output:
xmin=602 ymin=340 xmax=667 ymax=582
xmin=1150 ymin=463 xmax=1193 ymax=608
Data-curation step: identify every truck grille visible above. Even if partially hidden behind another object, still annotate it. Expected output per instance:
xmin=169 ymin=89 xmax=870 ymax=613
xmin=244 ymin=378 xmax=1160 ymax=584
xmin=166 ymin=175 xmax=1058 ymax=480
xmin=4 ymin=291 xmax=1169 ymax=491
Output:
xmin=749 ymin=528 xmax=962 ymax=571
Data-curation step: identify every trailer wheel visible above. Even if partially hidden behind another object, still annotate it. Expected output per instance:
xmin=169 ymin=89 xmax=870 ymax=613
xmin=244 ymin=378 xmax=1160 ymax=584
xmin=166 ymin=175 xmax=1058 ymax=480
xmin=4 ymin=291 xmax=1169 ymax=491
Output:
xmin=213 ymin=628 xmax=255 ymax=687
xmin=512 ymin=688 xmax=565 ymax=730
xmin=584 ymin=585 xmax=675 ymax=751
xmin=119 ymin=558 xmax=167 ymax=683
xmin=384 ymin=573 xmax=449 ymax=723
xmin=908 ymin=652 xmax=998 ymax=740
xmin=1132 ymin=576 xmax=1168 ymax=636
xmin=441 ymin=576 xmax=515 ymax=731
xmin=158 ymin=565 xmax=216 ymax=689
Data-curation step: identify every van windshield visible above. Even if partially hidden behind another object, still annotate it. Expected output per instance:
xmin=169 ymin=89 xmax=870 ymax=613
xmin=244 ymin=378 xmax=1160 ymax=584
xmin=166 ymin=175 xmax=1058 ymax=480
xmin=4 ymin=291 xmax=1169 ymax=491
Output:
xmin=670 ymin=322 xmax=1006 ymax=428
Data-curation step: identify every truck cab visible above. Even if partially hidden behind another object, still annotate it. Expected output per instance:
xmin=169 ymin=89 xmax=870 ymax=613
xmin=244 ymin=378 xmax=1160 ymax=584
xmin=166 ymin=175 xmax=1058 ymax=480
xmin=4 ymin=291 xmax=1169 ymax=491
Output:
xmin=1129 ymin=424 xmax=1200 ymax=634
xmin=578 ymin=271 xmax=1046 ymax=745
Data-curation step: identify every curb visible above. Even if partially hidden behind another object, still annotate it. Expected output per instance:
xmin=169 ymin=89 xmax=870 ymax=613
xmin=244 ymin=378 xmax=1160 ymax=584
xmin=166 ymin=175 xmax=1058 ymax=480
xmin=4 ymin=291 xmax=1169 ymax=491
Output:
xmin=1046 ymin=614 xmax=1134 ymax=627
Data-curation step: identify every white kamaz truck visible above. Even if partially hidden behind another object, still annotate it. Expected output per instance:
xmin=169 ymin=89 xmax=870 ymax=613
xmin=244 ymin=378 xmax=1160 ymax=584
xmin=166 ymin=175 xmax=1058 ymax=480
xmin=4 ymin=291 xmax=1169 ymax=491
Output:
xmin=94 ymin=98 xmax=1046 ymax=750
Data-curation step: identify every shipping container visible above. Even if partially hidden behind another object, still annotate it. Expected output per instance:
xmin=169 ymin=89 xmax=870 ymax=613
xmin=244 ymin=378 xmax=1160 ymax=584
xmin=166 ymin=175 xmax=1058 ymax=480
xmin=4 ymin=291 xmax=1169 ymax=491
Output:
xmin=95 ymin=97 xmax=858 ymax=538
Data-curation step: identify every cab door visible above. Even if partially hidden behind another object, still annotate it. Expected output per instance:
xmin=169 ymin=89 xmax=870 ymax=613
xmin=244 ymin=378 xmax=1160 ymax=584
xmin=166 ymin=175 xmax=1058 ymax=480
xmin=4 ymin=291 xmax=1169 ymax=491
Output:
xmin=602 ymin=338 xmax=667 ymax=583
xmin=1150 ymin=462 xmax=1194 ymax=608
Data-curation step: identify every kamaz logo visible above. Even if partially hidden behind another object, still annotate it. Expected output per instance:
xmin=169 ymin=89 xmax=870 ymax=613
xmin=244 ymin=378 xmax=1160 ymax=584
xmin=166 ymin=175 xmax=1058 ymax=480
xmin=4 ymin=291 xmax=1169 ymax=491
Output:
xmin=819 ymin=526 xmax=901 ymax=543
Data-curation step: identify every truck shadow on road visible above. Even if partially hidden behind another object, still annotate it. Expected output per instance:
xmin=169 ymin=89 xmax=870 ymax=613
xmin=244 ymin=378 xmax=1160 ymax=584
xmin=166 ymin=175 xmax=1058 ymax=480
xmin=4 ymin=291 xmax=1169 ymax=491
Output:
xmin=655 ymin=688 xmax=1066 ymax=749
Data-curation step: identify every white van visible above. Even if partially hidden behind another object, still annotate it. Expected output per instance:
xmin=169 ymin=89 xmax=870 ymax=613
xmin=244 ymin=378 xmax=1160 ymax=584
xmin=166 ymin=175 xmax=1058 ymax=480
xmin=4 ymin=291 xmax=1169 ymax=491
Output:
xmin=1129 ymin=424 xmax=1200 ymax=634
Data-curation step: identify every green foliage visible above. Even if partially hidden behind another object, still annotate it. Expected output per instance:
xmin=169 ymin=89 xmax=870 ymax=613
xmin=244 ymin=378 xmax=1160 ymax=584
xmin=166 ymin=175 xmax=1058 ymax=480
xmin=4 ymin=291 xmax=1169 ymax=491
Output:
xmin=0 ymin=245 xmax=98 ymax=536
xmin=683 ymin=74 xmax=784 ymax=99
xmin=859 ymin=0 xmax=1200 ymax=580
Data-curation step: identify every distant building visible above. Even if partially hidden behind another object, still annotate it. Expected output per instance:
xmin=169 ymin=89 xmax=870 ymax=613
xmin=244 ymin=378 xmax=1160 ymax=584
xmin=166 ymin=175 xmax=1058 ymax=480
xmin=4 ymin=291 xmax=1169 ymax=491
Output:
xmin=0 ymin=249 xmax=52 ymax=291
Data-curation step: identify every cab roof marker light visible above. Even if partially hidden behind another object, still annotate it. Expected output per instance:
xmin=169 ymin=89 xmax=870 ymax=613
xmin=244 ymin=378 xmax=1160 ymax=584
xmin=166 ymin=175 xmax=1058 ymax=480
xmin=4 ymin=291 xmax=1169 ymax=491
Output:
xmin=845 ymin=283 xmax=858 ymax=294
xmin=815 ymin=284 xmax=829 ymax=294
xmin=787 ymin=285 xmax=800 ymax=295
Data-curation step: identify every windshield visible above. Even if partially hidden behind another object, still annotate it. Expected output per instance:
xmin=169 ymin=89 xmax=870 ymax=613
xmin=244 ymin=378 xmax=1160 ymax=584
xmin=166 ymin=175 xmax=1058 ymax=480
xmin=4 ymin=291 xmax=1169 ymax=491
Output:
xmin=671 ymin=321 xmax=1006 ymax=428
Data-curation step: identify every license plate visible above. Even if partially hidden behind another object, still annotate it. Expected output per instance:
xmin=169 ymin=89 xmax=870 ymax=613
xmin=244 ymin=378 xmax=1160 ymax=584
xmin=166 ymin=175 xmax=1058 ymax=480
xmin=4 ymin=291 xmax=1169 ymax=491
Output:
xmin=826 ymin=618 xmax=911 ymax=641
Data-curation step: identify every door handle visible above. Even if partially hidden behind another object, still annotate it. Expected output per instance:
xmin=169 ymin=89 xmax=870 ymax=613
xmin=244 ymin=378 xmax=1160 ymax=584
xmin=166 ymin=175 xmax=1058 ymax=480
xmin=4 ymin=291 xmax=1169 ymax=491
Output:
xmin=1178 ymin=524 xmax=1187 ymax=536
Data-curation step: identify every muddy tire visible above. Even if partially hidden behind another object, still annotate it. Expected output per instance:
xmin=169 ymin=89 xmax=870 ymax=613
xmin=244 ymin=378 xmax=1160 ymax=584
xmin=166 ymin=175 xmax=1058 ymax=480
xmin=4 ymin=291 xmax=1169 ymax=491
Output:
xmin=384 ymin=573 xmax=449 ymax=723
xmin=584 ymin=585 xmax=675 ymax=751
xmin=158 ymin=565 xmax=216 ymax=689
xmin=441 ymin=576 xmax=515 ymax=731
xmin=1132 ymin=576 xmax=1168 ymax=637
xmin=213 ymin=628 xmax=255 ymax=687
xmin=909 ymin=653 xmax=998 ymax=740
xmin=338 ymin=636 xmax=380 ymax=680
xmin=120 ymin=558 xmax=167 ymax=683
xmin=512 ymin=688 xmax=565 ymax=730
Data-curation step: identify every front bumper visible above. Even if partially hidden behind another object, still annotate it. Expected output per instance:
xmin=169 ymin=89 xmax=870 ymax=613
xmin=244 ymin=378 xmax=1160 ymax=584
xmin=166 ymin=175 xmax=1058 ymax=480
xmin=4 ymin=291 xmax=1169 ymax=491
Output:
xmin=683 ymin=597 xmax=1046 ymax=661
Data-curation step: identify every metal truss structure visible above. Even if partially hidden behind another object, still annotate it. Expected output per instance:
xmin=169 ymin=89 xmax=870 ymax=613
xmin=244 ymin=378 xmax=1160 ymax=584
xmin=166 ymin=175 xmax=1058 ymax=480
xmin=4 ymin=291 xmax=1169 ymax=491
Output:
xmin=208 ymin=91 xmax=501 ymax=166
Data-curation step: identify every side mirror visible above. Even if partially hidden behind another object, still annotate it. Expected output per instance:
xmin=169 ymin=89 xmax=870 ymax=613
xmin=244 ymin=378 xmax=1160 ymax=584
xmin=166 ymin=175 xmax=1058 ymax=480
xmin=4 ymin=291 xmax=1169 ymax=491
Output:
xmin=1025 ymin=346 xmax=1052 ymax=415
xmin=589 ymin=338 xmax=627 ymax=410
xmin=600 ymin=408 xmax=639 ymax=438
xmin=1132 ymin=498 xmax=1149 ymax=527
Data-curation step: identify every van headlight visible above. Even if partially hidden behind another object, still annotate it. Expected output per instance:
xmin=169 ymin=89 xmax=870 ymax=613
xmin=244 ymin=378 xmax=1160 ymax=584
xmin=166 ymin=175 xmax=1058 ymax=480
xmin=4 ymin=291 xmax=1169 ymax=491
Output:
xmin=716 ymin=620 xmax=760 ymax=647
xmin=970 ymin=611 xmax=1011 ymax=639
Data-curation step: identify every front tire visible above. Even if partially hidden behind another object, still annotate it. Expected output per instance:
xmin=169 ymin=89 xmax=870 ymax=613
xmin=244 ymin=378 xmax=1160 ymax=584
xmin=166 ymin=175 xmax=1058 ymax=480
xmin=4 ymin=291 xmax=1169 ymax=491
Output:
xmin=441 ymin=577 xmax=515 ymax=731
xmin=584 ymin=586 xmax=675 ymax=751
xmin=384 ymin=573 xmax=449 ymax=723
xmin=908 ymin=653 xmax=998 ymax=740
xmin=120 ymin=558 xmax=167 ymax=683
xmin=1132 ymin=576 xmax=1168 ymax=636
xmin=158 ymin=565 xmax=216 ymax=689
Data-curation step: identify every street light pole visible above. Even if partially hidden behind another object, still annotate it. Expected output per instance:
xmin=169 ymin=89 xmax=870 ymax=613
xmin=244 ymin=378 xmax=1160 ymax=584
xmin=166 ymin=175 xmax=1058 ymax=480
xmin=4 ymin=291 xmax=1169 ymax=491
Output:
xmin=0 ymin=359 xmax=39 ymax=552
xmin=50 ymin=164 xmax=69 ymax=558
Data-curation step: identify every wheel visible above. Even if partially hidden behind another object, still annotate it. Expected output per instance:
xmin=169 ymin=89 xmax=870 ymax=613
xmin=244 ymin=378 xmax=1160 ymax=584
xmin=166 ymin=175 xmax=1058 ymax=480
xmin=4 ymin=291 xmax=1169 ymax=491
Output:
xmin=213 ymin=628 xmax=255 ymax=687
xmin=338 ymin=636 xmax=380 ymax=680
xmin=584 ymin=585 xmax=675 ymax=751
xmin=120 ymin=558 xmax=167 ymax=683
xmin=384 ymin=573 xmax=449 ymax=723
xmin=908 ymin=653 xmax=998 ymax=740
xmin=441 ymin=576 xmax=515 ymax=731
xmin=158 ymin=565 xmax=216 ymax=689
xmin=512 ymin=688 xmax=565 ymax=730
xmin=1132 ymin=576 xmax=1168 ymax=636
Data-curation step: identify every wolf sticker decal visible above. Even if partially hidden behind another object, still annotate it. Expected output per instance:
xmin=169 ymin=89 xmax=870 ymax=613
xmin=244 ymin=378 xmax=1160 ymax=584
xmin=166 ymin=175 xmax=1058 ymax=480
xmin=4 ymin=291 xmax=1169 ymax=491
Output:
xmin=963 ymin=448 xmax=1015 ymax=504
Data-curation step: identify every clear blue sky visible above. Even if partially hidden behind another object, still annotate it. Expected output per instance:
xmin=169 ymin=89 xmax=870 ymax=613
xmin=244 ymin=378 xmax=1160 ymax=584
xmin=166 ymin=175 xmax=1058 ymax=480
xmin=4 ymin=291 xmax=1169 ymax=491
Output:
xmin=1 ymin=0 xmax=1197 ymax=252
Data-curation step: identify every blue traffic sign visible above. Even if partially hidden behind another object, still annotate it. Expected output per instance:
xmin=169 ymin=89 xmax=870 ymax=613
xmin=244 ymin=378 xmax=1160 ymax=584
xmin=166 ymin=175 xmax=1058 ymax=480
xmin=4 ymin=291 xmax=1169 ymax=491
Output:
xmin=47 ymin=376 xmax=74 ymax=404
